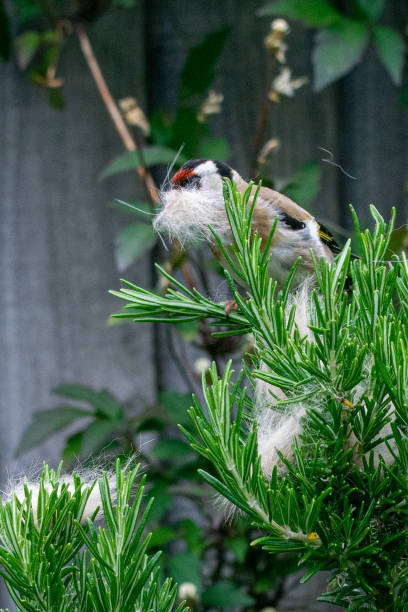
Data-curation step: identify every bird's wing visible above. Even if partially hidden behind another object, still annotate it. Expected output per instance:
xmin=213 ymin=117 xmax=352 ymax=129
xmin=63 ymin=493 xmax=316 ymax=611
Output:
xmin=256 ymin=184 xmax=348 ymax=259
xmin=256 ymin=185 xmax=313 ymax=222
xmin=316 ymin=222 xmax=341 ymax=254
xmin=257 ymin=185 xmax=345 ymax=254
xmin=235 ymin=176 xmax=345 ymax=255
xmin=233 ymin=175 xmax=313 ymax=223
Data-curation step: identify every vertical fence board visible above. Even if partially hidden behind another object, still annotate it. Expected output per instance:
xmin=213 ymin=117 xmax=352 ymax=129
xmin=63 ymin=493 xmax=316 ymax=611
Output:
xmin=0 ymin=8 xmax=153 ymax=476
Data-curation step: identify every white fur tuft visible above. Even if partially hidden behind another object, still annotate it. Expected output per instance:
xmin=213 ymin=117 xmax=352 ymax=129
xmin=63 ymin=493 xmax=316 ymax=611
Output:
xmin=254 ymin=283 xmax=312 ymax=478
xmin=257 ymin=399 xmax=306 ymax=478
xmin=254 ymin=284 xmax=395 ymax=479
xmin=154 ymin=187 xmax=230 ymax=247
xmin=3 ymin=467 xmax=116 ymax=528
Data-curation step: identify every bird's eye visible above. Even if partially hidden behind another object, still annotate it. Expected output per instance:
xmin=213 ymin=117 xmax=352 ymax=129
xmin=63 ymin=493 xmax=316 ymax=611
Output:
xmin=280 ymin=212 xmax=306 ymax=230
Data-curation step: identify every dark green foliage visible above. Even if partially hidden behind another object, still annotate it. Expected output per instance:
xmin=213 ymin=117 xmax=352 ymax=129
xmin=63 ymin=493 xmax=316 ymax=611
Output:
xmin=100 ymin=27 xmax=230 ymax=270
xmin=278 ymin=162 xmax=321 ymax=208
xmin=100 ymin=147 xmax=185 ymax=180
xmin=10 ymin=0 xmax=43 ymax=23
xmin=180 ymin=28 xmax=230 ymax=101
xmin=142 ymin=28 xmax=230 ymax=162
xmin=259 ymin=0 xmax=406 ymax=90
xmin=258 ymin=0 xmax=343 ymax=27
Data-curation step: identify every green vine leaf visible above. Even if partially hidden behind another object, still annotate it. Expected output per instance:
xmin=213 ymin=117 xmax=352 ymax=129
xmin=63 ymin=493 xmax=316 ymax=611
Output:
xmin=258 ymin=0 xmax=342 ymax=27
xmin=16 ymin=406 xmax=90 ymax=456
xmin=355 ymin=0 xmax=385 ymax=22
xmin=282 ymin=162 xmax=321 ymax=207
xmin=115 ymin=223 xmax=157 ymax=271
xmin=100 ymin=146 xmax=184 ymax=179
xmin=15 ymin=31 xmax=41 ymax=70
xmin=180 ymin=27 xmax=229 ymax=100
xmin=373 ymin=26 xmax=405 ymax=86
xmin=312 ymin=19 xmax=369 ymax=91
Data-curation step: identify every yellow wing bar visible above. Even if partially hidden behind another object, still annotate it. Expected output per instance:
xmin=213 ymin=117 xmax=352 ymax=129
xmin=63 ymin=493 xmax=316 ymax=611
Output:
xmin=318 ymin=228 xmax=334 ymax=243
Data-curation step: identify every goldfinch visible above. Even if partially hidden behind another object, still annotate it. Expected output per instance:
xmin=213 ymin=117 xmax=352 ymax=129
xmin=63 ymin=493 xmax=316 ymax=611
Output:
xmin=154 ymin=158 xmax=340 ymax=290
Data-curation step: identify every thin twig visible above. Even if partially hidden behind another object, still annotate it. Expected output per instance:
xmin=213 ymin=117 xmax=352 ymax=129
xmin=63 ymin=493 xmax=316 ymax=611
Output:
xmin=76 ymin=25 xmax=135 ymax=151
xmin=76 ymin=23 xmax=165 ymax=400
xmin=76 ymin=23 xmax=222 ymax=375
xmin=76 ymin=24 xmax=158 ymax=203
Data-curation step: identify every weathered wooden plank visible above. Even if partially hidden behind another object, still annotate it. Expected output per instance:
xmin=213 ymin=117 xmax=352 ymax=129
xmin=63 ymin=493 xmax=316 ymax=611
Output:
xmin=338 ymin=47 xmax=408 ymax=230
xmin=338 ymin=2 xmax=408 ymax=229
xmin=0 ymin=8 xmax=153 ymax=478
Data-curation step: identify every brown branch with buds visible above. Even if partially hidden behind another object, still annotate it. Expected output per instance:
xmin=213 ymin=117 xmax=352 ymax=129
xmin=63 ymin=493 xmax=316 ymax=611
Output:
xmin=76 ymin=23 xmax=222 ymax=376
xmin=76 ymin=25 xmax=158 ymax=203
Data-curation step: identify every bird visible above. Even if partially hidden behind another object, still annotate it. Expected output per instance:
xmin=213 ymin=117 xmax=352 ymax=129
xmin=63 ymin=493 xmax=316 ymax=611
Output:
xmin=154 ymin=158 xmax=341 ymax=297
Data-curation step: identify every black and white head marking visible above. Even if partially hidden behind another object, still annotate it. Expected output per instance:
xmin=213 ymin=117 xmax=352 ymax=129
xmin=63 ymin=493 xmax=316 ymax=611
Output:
xmin=154 ymin=159 xmax=234 ymax=244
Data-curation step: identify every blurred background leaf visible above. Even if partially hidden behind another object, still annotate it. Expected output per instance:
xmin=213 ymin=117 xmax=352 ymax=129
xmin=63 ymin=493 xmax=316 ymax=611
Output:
xmin=101 ymin=146 xmax=184 ymax=179
xmin=258 ymin=0 xmax=342 ymax=27
xmin=312 ymin=20 xmax=369 ymax=91
xmin=373 ymin=26 xmax=405 ymax=85
xmin=180 ymin=27 xmax=230 ymax=101
xmin=281 ymin=162 xmax=322 ymax=207
xmin=201 ymin=581 xmax=254 ymax=609
xmin=169 ymin=552 xmax=202 ymax=589
xmin=355 ymin=0 xmax=385 ymax=22
xmin=16 ymin=406 xmax=91 ymax=456
xmin=115 ymin=223 xmax=157 ymax=271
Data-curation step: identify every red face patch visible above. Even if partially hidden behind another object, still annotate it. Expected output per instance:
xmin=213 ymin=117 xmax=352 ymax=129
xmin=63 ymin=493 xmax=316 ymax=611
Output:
xmin=171 ymin=168 xmax=195 ymax=185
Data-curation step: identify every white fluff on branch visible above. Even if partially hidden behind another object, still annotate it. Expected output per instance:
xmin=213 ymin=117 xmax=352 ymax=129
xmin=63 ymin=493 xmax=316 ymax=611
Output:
xmin=254 ymin=284 xmax=396 ymax=479
xmin=286 ymin=280 xmax=313 ymax=341
xmin=254 ymin=282 xmax=312 ymax=478
xmin=256 ymin=399 xmax=306 ymax=478
xmin=3 ymin=467 xmax=116 ymax=527
xmin=154 ymin=187 xmax=231 ymax=246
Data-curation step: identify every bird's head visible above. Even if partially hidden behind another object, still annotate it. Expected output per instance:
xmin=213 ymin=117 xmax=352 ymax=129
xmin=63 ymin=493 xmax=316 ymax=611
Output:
xmin=170 ymin=159 xmax=233 ymax=193
xmin=154 ymin=159 xmax=236 ymax=245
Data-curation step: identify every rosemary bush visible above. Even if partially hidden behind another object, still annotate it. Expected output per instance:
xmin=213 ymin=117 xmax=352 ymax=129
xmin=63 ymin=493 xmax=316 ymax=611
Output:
xmin=0 ymin=460 xmax=186 ymax=612
xmin=112 ymin=181 xmax=408 ymax=610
